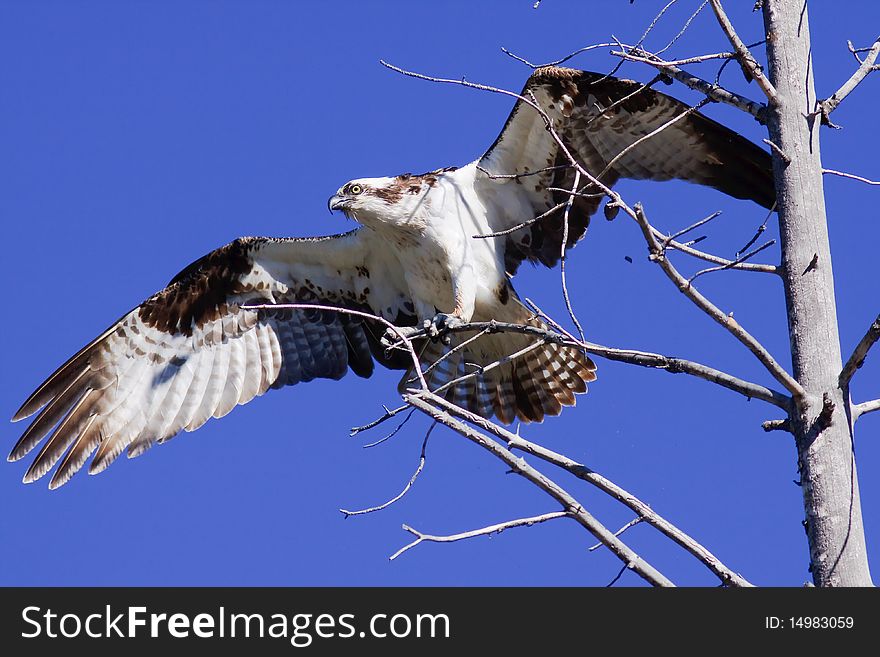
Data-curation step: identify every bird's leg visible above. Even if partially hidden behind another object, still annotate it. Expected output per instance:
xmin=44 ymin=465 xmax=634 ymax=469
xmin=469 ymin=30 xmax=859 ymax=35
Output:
xmin=427 ymin=266 xmax=475 ymax=345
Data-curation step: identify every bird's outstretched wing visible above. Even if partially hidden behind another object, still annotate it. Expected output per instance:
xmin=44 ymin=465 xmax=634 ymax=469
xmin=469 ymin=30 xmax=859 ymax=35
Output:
xmin=476 ymin=66 xmax=774 ymax=274
xmin=9 ymin=230 xmax=415 ymax=489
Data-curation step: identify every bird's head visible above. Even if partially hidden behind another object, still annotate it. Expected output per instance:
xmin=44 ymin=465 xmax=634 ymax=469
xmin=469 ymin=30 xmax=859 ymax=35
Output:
xmin=327 ymin=174 xmax=432 ymax=228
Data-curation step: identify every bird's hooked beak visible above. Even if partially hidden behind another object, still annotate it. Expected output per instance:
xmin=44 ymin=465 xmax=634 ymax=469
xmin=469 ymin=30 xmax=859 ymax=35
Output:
xmin=327 ymin=194 xmax=347 ymax=214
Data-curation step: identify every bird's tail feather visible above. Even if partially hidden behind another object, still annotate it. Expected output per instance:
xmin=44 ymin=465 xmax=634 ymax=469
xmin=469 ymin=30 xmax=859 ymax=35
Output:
xmin=399 ymin=317 xmax=595 ymax=424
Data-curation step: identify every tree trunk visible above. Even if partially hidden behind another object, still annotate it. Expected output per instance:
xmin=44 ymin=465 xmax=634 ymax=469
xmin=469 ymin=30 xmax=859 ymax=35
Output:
xmin=762 ymin=0 xmax=873 ymax=586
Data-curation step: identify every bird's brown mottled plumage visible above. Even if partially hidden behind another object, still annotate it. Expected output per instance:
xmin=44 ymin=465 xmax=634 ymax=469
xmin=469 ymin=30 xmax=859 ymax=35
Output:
xmin=481 ymin=67 xmax=774 ymax=274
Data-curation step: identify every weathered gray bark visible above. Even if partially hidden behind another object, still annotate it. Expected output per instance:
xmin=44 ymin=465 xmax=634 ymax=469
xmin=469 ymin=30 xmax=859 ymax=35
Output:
xmin=762 ymin=0 xmax=873 ymax=586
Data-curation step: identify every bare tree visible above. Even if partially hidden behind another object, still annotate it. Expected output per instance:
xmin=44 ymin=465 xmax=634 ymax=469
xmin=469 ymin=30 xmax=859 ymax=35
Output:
xmin=322 ymin=1 xmax=877 ymax=587
xmin=759 ymin=0 xmax=875 ymax=587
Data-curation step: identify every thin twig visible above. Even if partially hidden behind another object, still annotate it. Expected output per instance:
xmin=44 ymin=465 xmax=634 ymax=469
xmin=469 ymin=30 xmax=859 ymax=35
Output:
xmin=687 ymin=239 xmax=776 ymax=284
xmin=611 ymin=50 xmax=768 ymax=122
xmin=665 ymin=210 xmax=723 ymax=244
xmin=606 ymin=564 xmax=629 ymax=587
xmin=611 ymin=49 xmax=740 ymax=68
xmin=657 ymin=0 xmax=710 ymax=55
xmin=599 ymin=0 xmax=680 ymax=81
xmin=735 ymin=203 xmax=775 ymax=257
xmin=823 ymin=169 xmax=880 ymax=186
xmin=474 ymin=198 xmax=569 ymax=239
xmin=560 ymin=168 xmax=586 ymax=343
xmin=653 ymin=226 xmax=779 ymax=273
xmin=840 ymin=314 xmax=880 ymax=388
xmin=708 ymin=0 xmax=779 ymax=104
xmin=545 ymin=187 xmax=606 ymax=198
xmin=589 ymin=517 xmax=644 ymax=551
xmin=389 ymin=512 xmax=570 ymax=561
xmin=362 ymin=409 xmax=415 ymax=448
xmin=351 ymin=403 xmax=410 ymax=436
xmin=500 ymin=43 xmax=617 ymax=70
xmin=816 ymin=37 xmax=880 ymax=125
xmin=585 ymin=76 xmax=664 ymax=131
xmin=340 ymin=423 xmax=435 ymax=517
xmin=475 ymin=163 xmax=570 ymax=180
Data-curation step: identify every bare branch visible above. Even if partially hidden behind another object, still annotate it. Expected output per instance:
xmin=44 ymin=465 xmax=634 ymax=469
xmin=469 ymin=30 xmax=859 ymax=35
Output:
xmin=599 ymin=0 xmax=680 ymax=81
xmin=404 ymin=393 xmax=676 ymax=586
xmin=351 ymin=403 xmax=410 ymax=437
xmin=340 ymin=423 xmax=434 ymax=517
xmin=417 ymin=390 xmax=754 ymax=587
xmin=362 ymin=408 xmax=415 ymax=448
xmin=687 ymin=239 xmax=776 ymax=284
xmin=474 ymin=197 xmax=569 ymax=239
xmin=823 ymin=168 xmax=880 ymax=186
xmin=559 ymin=167 xmax=586 ymax=342
xmin=735 ymin=204 xmax=775 ymax=257
xmin=581 ymin=339 xmax=791 ymax=408
xmin=654 ymin=226 xmax=779 ymax=274
xmin=475 ymin=163 xmax=570 ymax=181
xmin=500 ymin=43 xmax=617 ymax=70
xmin=399 ymin=318 xmax=792 ymax=409
xmin=840 ymin=314 xmax=880 ymax=388
xmin=816 ymin=37 xmax=880 ymax=125
xmin=612 ymin=49 xmax=739 ymax=68
xmin=611 ymin=50 xmax=768 ymax=122
xmin=251 ymin=284 xmax=790 ymax=412
xmin=854 ymin=399 xmax=880 ymax=420
xmin=589 ymin=517 xmax=644 ymax=552
xmin=606 ymin=564 xmax=628 ymax=587
xmin=632 ymin=204 xmax=805 ymax=400
xmin=847 ymin=39 xmax=874 ymax=64
xmin=389 ymin=512 xmax=570 ymax=561
xmin=762 ymin=138 xmax=790 ymax=164
xmin=762 ymin=418 xmax=791 ymax=433
xmin=708 ymin=0 xmax=779 ymax=104
xmin=657 ymin=0 xmax=710 ymax=55
xmin=665 ymin=210 xmax=723 ymax=243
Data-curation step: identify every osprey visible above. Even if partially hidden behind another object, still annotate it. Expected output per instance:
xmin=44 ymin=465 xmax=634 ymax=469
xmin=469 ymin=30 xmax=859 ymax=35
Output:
xmin=10 ymin=67 xmax=774 ymax=488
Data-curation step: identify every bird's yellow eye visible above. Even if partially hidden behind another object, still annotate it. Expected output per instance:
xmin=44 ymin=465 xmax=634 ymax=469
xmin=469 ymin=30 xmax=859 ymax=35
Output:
xmin=349 ymin=184 xmax=363 ymax=195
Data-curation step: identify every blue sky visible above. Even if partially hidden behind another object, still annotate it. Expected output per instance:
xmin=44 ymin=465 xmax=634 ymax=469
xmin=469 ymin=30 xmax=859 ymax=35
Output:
xmin=1 ymin=1 xmax=878 ymax=586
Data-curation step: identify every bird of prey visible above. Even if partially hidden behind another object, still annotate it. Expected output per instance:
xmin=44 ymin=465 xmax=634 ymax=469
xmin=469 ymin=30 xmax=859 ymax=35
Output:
xmin=10 ymin=67 xmax=774 ymax=488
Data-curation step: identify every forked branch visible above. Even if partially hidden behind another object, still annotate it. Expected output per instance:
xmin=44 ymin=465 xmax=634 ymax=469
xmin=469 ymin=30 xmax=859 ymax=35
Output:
xmin=708 ymin=0 xmax=779 ymax=104
xmin=390 ymin=512 xmax=571 ymax=561
xmin=816 ymin=37 xmax=880 ymax=126
xmin=404 ymin=393 xmax=675 ymax=586
xmin=632 ymin=204 xmax=805 ymax=401
xmin=413 ymin=390 xmax=754 ymax=587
